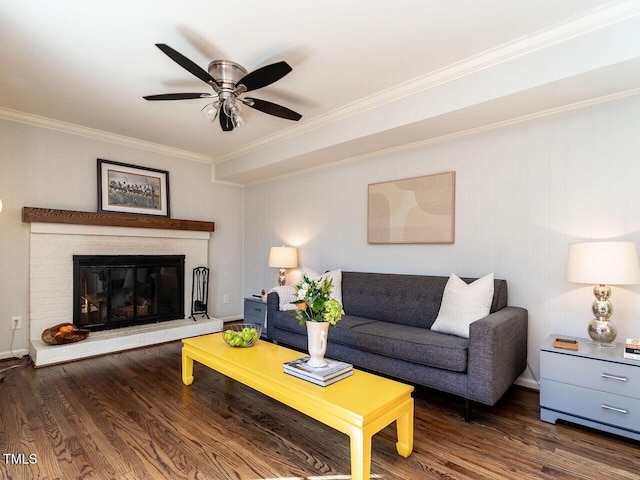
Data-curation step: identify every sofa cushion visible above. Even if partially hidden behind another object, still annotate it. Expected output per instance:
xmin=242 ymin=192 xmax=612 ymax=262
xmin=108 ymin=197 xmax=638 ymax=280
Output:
xmin=341 ymin=271 xmax=508 ymax=328
xmin=273 ymin=310 xmax=377 ymax=335
xmin=271 ymin=311 xmax=469 ymax=373
xmin=341 ymin=272 xmax=449 ymax=328
xmin=345 ymin=320 xmax=469 ymax=372
xmin=431 ymin=273 xmax=494 ymax=338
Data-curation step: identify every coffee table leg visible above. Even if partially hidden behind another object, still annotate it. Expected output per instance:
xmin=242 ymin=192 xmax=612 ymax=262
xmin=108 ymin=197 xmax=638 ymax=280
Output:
xmin=182 ymin=349 xmax=194 ymax=385
xmin=349 ymin=429 xmax=371 ymax=480
xmin=395 ymin=399 xmax=414 ymax=457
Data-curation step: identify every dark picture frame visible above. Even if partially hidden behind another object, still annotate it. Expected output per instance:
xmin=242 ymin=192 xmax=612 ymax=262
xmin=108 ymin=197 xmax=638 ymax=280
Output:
xmin=97 ymin=159 xmax=170 ymax=217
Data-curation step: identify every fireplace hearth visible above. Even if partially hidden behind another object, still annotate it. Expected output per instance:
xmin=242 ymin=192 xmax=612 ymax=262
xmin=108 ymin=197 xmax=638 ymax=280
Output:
xmin=73 ymin=255 xmax=185 ymax=331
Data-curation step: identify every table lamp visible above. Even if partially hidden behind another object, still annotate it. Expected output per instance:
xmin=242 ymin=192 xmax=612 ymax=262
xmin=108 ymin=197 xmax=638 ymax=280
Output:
xmin=0 ymin=197 xmax=3 ymax=213
xmin=566 ymin=241 xmax=640 ymax=346
xmin=268 ymin=246 xmax=298 ymax=286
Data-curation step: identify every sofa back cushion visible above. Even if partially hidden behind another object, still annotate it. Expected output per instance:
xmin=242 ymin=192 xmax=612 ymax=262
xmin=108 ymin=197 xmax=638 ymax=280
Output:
xmin=341 ymin=271 xmax=507 ymax=328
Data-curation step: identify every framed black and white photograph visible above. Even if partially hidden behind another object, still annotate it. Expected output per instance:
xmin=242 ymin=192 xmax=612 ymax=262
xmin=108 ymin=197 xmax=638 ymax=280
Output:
xmin=98 ymin=159 xmax=170 ymax=217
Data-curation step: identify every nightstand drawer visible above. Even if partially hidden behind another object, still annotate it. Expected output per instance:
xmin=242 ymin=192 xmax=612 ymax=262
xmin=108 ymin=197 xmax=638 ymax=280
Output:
xmin=245 ymin=303 xmax=267 ymax=316
xmin=244 ymin=312 xmax=265 ymax=326
xmin=540 ymin=350 xmax=640 ymax=398
xmin=541 ymin=380 xmax=640 ymax=432
xmin=245 ymin=305 xmax=266 ymax=323
xmin=243 ymin=298 xmax=267 ymax=336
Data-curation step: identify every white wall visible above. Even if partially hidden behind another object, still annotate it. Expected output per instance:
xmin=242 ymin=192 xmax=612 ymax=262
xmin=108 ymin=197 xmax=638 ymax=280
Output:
xmin=244 ymin=94 xmax=640 ymax=384
xmin=0 ymin=119 xmax=244 ymax=358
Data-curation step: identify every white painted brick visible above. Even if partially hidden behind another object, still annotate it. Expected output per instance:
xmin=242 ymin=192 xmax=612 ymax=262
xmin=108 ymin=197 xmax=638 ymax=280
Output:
xmin=29 ymin=229 xmax=209 ymax=342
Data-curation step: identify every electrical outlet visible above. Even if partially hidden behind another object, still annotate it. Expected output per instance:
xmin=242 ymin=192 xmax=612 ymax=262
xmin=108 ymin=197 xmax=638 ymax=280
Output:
xmin=11 ymin=316 xmax=22 ymax=330
xmin=223 ymin=294 xmax=229 ymax=304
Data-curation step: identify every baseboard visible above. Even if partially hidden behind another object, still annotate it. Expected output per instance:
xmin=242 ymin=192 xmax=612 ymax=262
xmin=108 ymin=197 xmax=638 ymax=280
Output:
xmin=220 ymin=315 xmax=243 ymax=323
xmin=515 ymin=376 xmax=540 ymax=391
xmin=0 ymin=349 xmax=28 ymax=361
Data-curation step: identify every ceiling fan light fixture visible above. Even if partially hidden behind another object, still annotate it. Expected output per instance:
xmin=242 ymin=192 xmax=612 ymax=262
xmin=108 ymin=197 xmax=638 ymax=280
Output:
xmin=201 ymin=102 xmax=219 ymax=122
xmin=223 ymin=97 xmax=247 ymax=128
xmin=231 ymin=108 xmax=247 ymax=128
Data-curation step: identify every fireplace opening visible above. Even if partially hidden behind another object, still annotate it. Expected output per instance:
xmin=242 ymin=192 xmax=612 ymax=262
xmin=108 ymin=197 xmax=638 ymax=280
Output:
xmin=73 ymin=255 xmax=185 ymax=331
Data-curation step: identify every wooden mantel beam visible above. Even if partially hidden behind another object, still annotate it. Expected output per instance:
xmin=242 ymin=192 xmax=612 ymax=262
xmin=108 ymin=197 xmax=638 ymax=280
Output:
xmin=22 ymin=207 xmax=215 ymax=232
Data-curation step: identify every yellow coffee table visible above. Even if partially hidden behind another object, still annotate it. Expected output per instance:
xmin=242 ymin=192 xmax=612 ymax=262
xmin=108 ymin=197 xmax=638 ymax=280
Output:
xmin=182 ymin=333 xmax=414 ymax=480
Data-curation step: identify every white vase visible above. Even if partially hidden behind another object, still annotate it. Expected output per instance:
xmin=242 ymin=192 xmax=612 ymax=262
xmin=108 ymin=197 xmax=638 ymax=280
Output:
xmin=306 ymin=321 xmax=329 ymax=368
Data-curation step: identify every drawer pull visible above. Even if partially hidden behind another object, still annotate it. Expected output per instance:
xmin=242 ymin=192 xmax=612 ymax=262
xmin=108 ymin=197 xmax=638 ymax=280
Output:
xmin=601 ymin=404 xmax=628 ymax=415
xmin=601 ymin=373 xmax=627 ymax=382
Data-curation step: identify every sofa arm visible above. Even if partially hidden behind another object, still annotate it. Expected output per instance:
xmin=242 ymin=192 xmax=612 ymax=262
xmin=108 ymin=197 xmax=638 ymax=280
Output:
xmin=467 ymin=306 xmax=528 ymax=405
xmin=266 ymin=291 xmax=280 ymax=339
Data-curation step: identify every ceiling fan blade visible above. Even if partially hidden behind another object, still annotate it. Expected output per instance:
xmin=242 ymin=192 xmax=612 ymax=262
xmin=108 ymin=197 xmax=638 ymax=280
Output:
xmin=143 ymin=93 xmax=212 ymax=101
xmin=243 ymin=97 xmax=302 ymax=121
xmin=219 ymin=108 xmax=234 ymax=132
xmin=236 ymin=61 xmax=292 ymax=92
xmin=155 ymin=43 xmax=220 ymax=91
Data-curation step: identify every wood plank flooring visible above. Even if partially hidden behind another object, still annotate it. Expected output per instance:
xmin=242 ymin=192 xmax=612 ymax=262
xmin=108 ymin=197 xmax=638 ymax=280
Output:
xmin=1 ymin=341 xmax=638 ymax=480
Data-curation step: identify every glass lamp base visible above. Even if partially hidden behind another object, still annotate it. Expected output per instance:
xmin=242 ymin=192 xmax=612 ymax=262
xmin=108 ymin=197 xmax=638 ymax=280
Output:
xmin=277 ymin=268 xmax=287 ymax=286
xmin=587 ymin=318 xmax=617 ymax=347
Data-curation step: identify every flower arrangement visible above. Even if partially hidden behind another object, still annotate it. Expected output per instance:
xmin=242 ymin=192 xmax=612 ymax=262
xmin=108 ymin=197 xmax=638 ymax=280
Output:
xmin=292 ymin=274 xmax=343 ymax=326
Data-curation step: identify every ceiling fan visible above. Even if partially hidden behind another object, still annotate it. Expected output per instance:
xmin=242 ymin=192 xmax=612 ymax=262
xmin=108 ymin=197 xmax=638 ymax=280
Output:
xmin=143 ymin=43 xmax=302 ymax=132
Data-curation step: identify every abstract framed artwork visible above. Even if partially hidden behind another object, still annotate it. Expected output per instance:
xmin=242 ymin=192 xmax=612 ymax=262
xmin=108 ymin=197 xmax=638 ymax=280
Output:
xmin=368 ymin=171 xmax=455 ymax=244
xmin=97 ymin=159 xmax=170 ymax=217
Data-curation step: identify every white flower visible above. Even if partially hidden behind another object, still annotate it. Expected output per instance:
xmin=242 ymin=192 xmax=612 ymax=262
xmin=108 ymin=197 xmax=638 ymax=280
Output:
xmin=297 ymin=286 xmax=308 ymax=299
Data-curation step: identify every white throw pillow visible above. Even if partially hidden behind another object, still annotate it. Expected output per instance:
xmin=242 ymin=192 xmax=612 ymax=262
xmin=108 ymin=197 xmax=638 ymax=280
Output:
xmin=431 ymin=273 xmax=495 ymax=338
xmin=301 ymin=267 xmax=343 ymax=308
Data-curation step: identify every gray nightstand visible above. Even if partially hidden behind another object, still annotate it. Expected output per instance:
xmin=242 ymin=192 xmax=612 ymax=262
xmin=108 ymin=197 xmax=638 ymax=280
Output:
xmin=244 ymin=296 xmax=267 ymax=338
xmin=540 ymin=334 xmax=640 ymax=441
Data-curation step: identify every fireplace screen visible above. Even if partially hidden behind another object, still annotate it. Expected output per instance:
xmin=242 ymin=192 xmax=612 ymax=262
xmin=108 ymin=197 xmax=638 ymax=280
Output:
xmin=73 ymin=255 xmax=185 ymax=331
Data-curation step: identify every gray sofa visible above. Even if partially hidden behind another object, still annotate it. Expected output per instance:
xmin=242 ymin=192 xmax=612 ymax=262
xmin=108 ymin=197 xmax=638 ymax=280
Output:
xmin=267 ymin=271 xmax=528 ymax=420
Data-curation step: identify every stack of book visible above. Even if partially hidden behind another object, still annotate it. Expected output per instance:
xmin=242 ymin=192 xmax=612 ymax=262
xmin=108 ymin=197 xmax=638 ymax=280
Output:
xmin=283 ymin=356 xmax=353 ymax=386
xmin=624 ymin=338 xmax=640 ymax=360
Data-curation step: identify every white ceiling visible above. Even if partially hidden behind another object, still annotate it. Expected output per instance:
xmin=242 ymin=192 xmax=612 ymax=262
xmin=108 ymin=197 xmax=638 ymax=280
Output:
xmin=1 ymin=1 xmax=639 ymax=184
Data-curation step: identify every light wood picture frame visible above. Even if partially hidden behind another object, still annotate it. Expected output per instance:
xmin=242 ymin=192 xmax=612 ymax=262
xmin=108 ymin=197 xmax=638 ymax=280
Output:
xmin=368 ymin=171 xmax=455 ymax=244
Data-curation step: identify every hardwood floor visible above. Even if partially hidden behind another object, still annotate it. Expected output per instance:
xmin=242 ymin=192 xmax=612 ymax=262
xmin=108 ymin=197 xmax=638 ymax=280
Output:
xmin=1 ymin=341 xmax=638 ymax=480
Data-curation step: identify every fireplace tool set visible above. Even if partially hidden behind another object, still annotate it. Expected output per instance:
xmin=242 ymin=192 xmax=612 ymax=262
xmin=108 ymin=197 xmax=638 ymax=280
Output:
xmin=190 ymin=266 xmax=210 ymax=320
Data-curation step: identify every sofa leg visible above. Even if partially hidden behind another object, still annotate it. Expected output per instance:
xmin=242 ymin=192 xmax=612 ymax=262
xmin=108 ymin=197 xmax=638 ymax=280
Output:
xmin=464 ymin=399 xmax=472 ymax=422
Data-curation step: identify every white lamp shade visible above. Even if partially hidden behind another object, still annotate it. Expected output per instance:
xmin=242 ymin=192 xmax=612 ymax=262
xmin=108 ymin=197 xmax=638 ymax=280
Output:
xmin=268 ymin=246 xmax=298 ymax=268
xmin=566 ymin=241 xmax=640 ymax=285
xmin=0 ymin=197 xmax=3 ymax=213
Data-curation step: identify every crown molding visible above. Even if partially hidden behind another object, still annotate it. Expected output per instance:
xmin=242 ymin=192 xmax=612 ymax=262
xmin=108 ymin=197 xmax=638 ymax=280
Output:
xmin=2 ymin=2 xmax=638 ymax=170
xmin=243 ymin=87 xmax=640 ymax=187
xmin=0 ymin=107 xmax=212 ymax=164
xmin=213 ymin=0 xmax=640 ymax=165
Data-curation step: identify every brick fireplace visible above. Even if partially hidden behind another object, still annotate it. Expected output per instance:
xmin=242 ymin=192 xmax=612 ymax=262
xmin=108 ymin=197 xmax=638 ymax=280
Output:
xmin=25 ymin=211 xmax=222 ymax=366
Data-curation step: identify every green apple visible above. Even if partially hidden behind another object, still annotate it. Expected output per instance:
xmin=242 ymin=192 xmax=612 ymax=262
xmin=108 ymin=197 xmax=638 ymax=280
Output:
xmin=224 ymin=326 xmax=259 ymax=347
